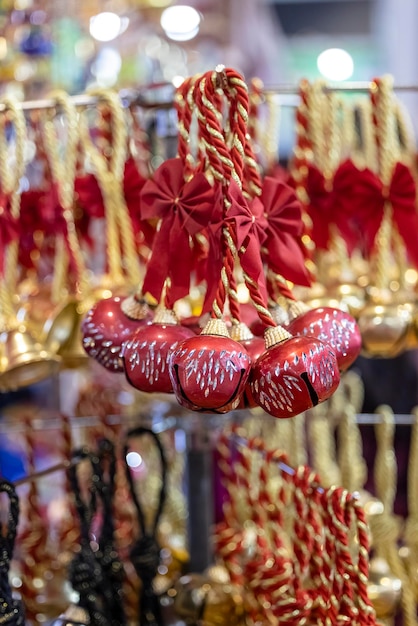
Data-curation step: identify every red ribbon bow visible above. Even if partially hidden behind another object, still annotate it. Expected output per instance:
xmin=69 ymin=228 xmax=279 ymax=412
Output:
xmin=260 ymin=176 xmax=311 ymax=286
xmin=351 ymin=162 xmax=418 ymax=266
xmin=19 ymin=189 xmax=46 ymax=269
xmin=199 ymin=201 xmax=224 ymax=315
xmin=141 ymin=157 xmax=221 ymax=305
xmin=74 ymin=157 xmax=152 ymax=253
xmin=306 ymin=160 xmax=362 ymax=253
xmin=225 ymin=182 xmax=268 ymax=305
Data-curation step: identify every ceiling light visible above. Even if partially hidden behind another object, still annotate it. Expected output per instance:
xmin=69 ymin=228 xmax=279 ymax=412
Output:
xmin=89 ymin=12 xmax=129 ymax=42
xmin=317 ymin=48 xmax=354 ymax=82
xmin=160 ymin=5 xmax=200 ymax=42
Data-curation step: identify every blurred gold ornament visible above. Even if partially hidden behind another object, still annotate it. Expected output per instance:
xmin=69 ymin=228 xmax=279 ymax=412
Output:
xmin=153 ymin=545 xmax=190 ymax=596
xmin=327 ymin=282 xmax=366 ymax=318
xmin=204 ymin=564 xmax=231 ymax=585
xmin=44 ymin=298 xmax=81 ymax=351
xmin=367 ymin=557 xmax=402 ymax=619
xmin=48 ymin=305 xmax=89 ymax=370
xmin=173 ymin=573 xmax=243 ymax=626
xmin=0 ymin=322 xmax=60 ymax=391
xmin=357 ymin=301 xmax=415 ymax=358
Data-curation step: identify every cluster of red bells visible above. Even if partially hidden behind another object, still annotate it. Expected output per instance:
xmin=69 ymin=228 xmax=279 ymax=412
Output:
xmin=81 ymin=296 xmax=361 ymax=419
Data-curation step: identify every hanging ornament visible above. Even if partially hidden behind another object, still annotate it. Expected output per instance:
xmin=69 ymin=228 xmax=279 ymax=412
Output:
xmin=122 ymin=308 xmax=195 ymax=393
xmin=167 ymin=69 xmax=265 ymax=413
xmin=169 ymin=318 xmax=252 ymax=413
xmin=287 ymin=306 xmax=362 ymax=371
xmin=82 ymin=295 xmax=151 ymax=372
xmin=0 ymin=97 xmax=60 ymax=391
xmin=121 ymin=77 xmax=224 ymax=394
xmin=123 ymin=427 xmax=168 ymax=626
xmin=36 ymin=91 xmax=93 ymax=368
xmin=357 ymin=77 xmax=417 ymax=357
xmin=79 ymin=90 xmax=155 ymax=371
xmin=250 ymin=325 xmax=340 ymax=418
xmin=229 ymin=322 xmax=265 ymax=408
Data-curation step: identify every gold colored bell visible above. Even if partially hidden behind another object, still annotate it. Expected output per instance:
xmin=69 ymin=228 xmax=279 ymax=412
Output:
xmin=367 ymin=557 xmax=402 ymax=619
xmin=43 ymin=299 xmax=81 ymax=353
xmin=173 ymin=573 xmax=243 ymax=626
xmin=0 ymin=323 xmax=61 ymax=391
xmin=357 ymin=301 xmax=415 ymax=358
xmin=53 ymin=312 xmax=89 ymax=370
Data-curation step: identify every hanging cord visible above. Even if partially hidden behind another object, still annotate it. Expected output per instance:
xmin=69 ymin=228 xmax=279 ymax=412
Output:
xmin=0 ymin=480 xmax=25 ymax=626
xmin=128 ymin=104 xmax=153 ymax=179
xmin=193 ymin=71 xmax=241 ymax=324
xmin=123 ymin=426 xmax=167 ymax=626
xmin=67 ymin=448 xmax=111 ymax=626
xmin=285 ymin=79 xmax=317 ymax=286
xmin=371 ymin=405 xmax=417 ymax=626
xmin=308 ymin=403 xmax=341 ymax=488
xmin=229 ymin=85 xmax=301 ymax=314
xmin=0 ymin=97 xmax=26 ymax=297
xmin=403 ymin=407 xmax=418 ymax=600
xmin=41 ymin=90 xmax=90 ymax=300
xmin=175 ymin=74 xmax=200 ymax=183
xmin=79 ymin=89 xmax=140 ymax=288
xmin=90 ymin=438 xmax=127 ymax=626
xmin=198 ymin=68 xmax=276 ymax=327
xmin=352 ymin=98 xmax=379 ymax=172
xmin=391 ymin=96 xmax=416 ymax=288
xmin=57 ymin=414 xmax=80 ymax=557
xmin=335 ymin=373 xmax=367 ymax=494
xmin=0 ymin=97 xmax=26 ymax=331
xmin=164 ymin=73 xmax=200 ymax=311
xmin=370 ymin=76 xmax=399 ymax=291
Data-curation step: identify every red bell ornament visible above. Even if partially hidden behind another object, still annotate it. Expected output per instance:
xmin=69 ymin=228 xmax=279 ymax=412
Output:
xmin=169 ymin=319 xmax=252 ymax=413
xmin=287 ymin=306 xmax=362 ymax=371
xmin=250 ymin=326 xmax=340 ymax=419
xmin=81 ymin=296 xmax=151 ymax=372
xmin=122 ymin=309 xmax=195 ymax=393
xmin=230 ymin=322 xmax=266 ymax=409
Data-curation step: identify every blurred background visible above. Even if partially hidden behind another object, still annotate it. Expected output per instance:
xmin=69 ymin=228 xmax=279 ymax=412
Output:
xmin=1 ymin=0 xmax=417 ymax=162
xmin=0 ymin=0 xmax=414 ymax=97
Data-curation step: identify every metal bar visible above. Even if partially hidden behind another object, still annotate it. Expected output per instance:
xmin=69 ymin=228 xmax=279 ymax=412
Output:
xmin=0 ymin=411 xmax=416 ymax=436
xmin=4 ymin=81 xmax=418 ymax=115
xmin=18 ymin=94 xmax=100 ymax=112
xmin=12 ymin=459 xmax=74 ymax=486
xmin=264 ymin=82 xmax=418 ymax=95
xmin=0 ymin=412 xmax=181 ymax=434
xmin=185 ymin=426 xmax=215 ymax=572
